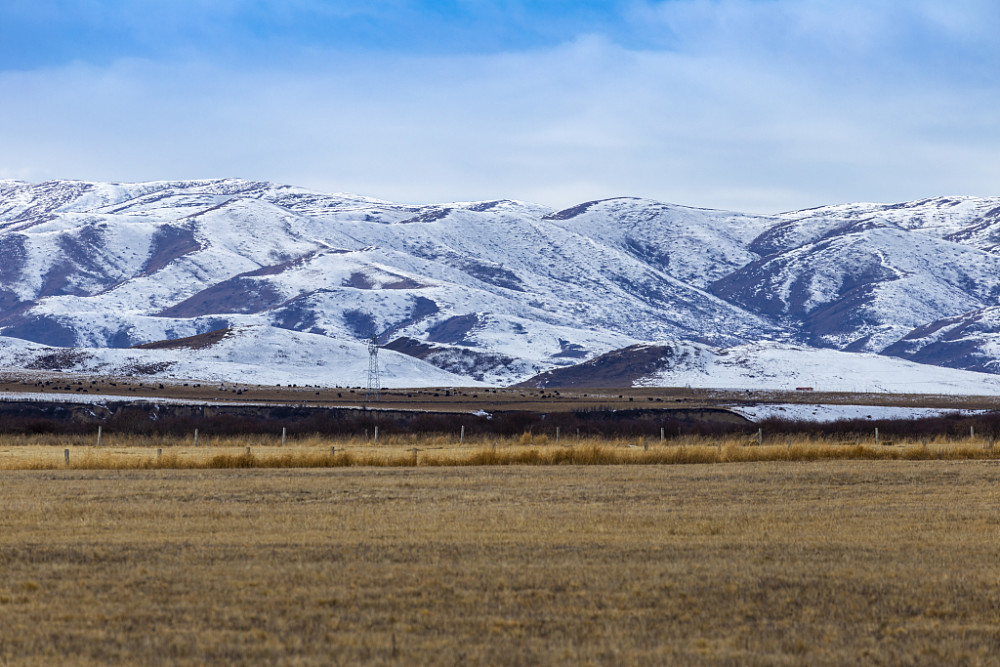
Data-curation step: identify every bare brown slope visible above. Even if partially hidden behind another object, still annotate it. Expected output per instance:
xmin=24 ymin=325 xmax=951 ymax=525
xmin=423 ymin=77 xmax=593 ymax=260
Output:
xmin=516 ymin=344 xmax=674 ymax=388
xmin=132 ymin=328 xmax=231 ymax=350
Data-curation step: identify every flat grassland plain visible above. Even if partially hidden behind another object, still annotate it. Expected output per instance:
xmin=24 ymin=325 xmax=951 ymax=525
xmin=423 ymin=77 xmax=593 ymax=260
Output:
xmin=6 ymin=374 xmax=1000 ymax=411
xmin=2 ymin=380 xmax=1000 ymax=664
xmin=3 ymin=461 xmax=1000 ymax=665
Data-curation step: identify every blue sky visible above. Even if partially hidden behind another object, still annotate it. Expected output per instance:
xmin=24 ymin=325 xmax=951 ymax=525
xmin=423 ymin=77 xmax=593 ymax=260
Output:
xmin=1 ymin=1 xmax=998 ymax=211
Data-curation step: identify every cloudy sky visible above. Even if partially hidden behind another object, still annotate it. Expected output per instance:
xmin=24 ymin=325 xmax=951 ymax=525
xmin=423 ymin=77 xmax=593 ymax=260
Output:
xmin=1 ymin=1 xmax=998 ymax=212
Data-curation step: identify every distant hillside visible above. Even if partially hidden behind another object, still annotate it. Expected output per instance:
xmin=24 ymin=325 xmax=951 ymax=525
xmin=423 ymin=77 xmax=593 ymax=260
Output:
xmin=2 ymin=179 xmax=1000 ymax=388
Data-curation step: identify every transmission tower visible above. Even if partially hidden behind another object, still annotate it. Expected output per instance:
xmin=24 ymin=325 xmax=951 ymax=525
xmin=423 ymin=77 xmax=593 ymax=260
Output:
xmin=366 ymin=335 xmax=381 ymax=401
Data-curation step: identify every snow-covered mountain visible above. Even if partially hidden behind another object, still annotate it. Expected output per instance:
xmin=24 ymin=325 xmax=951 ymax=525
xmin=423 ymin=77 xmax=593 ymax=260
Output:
xmin=2 ymin=179 xmax=1000 ymax=389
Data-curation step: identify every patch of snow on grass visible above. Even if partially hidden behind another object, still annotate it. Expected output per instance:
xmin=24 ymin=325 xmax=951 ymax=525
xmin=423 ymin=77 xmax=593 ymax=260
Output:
xmin=732 ymin=403 xmax=987 ymax=423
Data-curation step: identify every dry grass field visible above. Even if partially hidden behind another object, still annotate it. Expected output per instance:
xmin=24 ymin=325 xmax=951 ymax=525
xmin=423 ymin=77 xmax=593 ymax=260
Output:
xmin=2 ymin=460 xmax=1000 ymax=665
xmin=2 ymin=431 xmax=1000 ymax=471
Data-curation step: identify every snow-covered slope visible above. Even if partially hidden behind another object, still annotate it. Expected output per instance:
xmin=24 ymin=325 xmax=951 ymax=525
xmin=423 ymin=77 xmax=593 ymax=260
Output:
xmin=713 ymin=222 xmax=1000 ymax=351
xmin=765 ymin=197 xmax=1000 ymax=249
xmin=522 ymin=341 xmax=1000 ymax=396
xmin=2 ymin=179 xmax=1000 ymax=387
xmin=0 ymin=326 xmax=475 ymax=388
xmin=882 ymin=306 xmax=1000 ymax=374
xmin=542 ymin=197 xmax=776 ymax=288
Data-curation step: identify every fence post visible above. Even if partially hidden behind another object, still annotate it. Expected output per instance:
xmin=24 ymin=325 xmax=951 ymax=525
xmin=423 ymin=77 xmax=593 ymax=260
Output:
xmin=96 ymin=426 xmax=102 ymax=447
xmin=194 ymin=429 xmax=199 ymax=447
xmin=157 ymin=448 xmax=162 ymax=459
xmin=643 ymin=437 xmax=648 ymax=451
xmin=374 ymin=426 xmax=378 ymax=445
xmin=246 ymin=447 xmax=251 ymax=456
xmin=281 ymin=427 xmax=286 ymax=447
xmin=64 ymin=449 xmax=69 ymax=466
xmin=331 ymin=446 xmax=336 ymax=457
xmin=875 ymin=427 xmax=879 ymax=446
xmin=660 ymin=427 xmax=665 ymax=444
xmin=460 ymin=425 xmax=464 ymax=443
xmin=555 ymin=426 xmax=559 ymax=442
xmin=757 ymin=428 xmax=763 ymax=445
xmin=970 ymin=426 xmax=975 ymax=439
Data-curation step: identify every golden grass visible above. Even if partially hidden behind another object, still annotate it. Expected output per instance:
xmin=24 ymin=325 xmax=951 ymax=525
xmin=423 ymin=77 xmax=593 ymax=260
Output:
xmin=1 ymin=431 xmax=998 ymax=470
xmin=2 ymin=461 xmax=1000 ymax=664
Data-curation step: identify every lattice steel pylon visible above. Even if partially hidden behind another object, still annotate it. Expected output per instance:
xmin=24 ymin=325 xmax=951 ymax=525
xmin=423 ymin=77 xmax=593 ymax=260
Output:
xmin=366 ymin=335 xmax=381 ymax=401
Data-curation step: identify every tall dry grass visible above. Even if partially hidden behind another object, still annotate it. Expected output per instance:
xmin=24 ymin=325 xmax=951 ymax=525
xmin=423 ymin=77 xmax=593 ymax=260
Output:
xmin=1 ymin=430 xmax=998 ymax=470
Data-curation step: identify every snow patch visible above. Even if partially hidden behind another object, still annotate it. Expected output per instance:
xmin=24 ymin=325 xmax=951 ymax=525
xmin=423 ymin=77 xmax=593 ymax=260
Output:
xmin=731 ymin=403 xmax=988 ymax=423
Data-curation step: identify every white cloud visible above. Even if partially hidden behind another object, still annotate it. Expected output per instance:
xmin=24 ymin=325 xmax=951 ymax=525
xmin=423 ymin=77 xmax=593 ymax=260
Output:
xmin=1 ymin=6 xmax=998 ymax=212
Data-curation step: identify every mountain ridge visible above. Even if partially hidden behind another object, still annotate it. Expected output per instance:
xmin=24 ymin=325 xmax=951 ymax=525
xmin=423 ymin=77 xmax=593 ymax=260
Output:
xmin=2 ymin=179 xmax=1000 ymax=389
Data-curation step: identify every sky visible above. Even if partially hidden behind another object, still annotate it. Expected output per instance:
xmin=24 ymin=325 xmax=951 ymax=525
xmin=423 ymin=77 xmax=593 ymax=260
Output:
xmin=0 ymin=0 xmax=998 ymax=213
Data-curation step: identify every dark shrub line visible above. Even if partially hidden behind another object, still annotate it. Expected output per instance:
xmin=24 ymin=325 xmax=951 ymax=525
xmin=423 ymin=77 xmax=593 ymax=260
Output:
xmin=0 ymin=400 xmax=997 ymax=442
